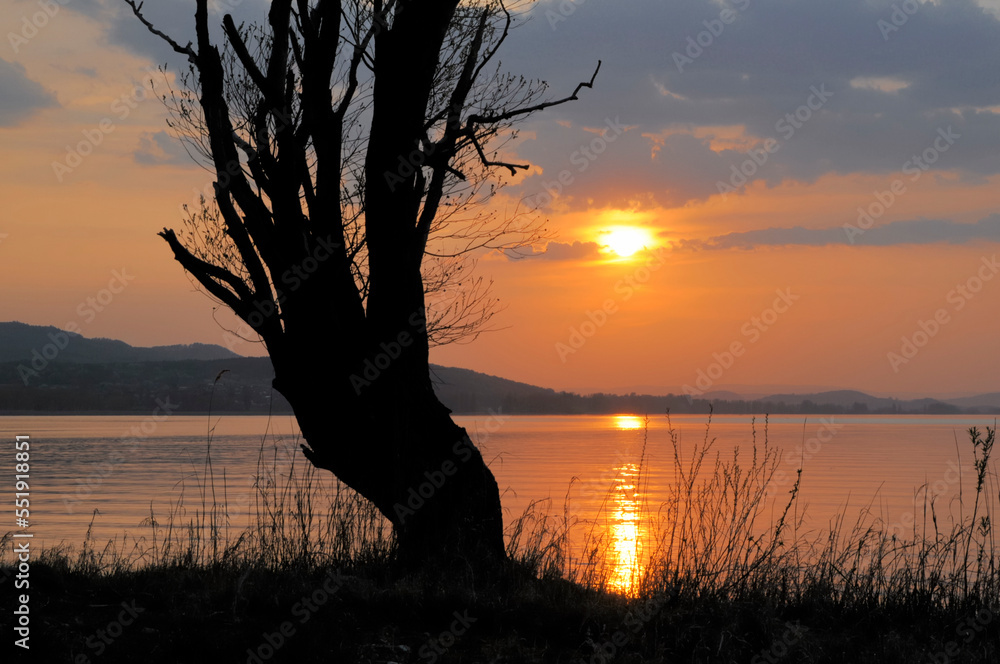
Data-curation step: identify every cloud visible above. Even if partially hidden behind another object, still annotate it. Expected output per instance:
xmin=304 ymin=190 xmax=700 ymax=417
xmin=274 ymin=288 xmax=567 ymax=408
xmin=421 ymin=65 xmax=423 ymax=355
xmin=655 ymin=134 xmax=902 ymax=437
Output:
xmin=133 ymin=130 xmax=193 ymax=166
xmin=505 ymin=240 xmax=602 ymax=261
xmin=498 ymin=0 xmax=1000 ymax=209
xmin=67 ymin=0 xmax=271 ymax=67
xmin=63 ymin=0 xmax=1000 ymax=213
xmin=59 ymin=0 xmax=1000 ymax=211
xmin=0 ymin=58 xmax=56 ymax=126
xmin=675 ymin=215 xmax=1000 ymax=250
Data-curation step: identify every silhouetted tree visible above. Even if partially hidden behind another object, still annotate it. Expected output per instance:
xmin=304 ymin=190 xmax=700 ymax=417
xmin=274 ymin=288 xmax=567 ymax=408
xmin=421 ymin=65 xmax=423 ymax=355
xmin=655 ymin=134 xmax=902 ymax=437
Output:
xmin=124 ymin=0 xmax=598 ymax=568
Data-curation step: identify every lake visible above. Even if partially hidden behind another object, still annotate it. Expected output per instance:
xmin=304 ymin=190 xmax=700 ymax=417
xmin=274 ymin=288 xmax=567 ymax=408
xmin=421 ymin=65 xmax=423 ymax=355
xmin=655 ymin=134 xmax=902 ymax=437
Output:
xmin=3 ymin=413 xmax=996 ymax=590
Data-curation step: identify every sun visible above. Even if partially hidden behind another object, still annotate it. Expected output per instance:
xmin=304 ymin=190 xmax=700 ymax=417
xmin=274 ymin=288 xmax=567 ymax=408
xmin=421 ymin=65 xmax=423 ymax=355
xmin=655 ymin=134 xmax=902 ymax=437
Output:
xmin=604 ymin=227 xmax=650 ymax=258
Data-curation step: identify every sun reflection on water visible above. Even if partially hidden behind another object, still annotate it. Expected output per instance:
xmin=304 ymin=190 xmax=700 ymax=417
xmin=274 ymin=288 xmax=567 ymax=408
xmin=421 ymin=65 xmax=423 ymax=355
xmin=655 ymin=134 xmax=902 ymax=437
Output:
xmin=607 ymin=461 xmax=645 ymax=595
xmin=614 ymin=415 xmax=644 ymax=430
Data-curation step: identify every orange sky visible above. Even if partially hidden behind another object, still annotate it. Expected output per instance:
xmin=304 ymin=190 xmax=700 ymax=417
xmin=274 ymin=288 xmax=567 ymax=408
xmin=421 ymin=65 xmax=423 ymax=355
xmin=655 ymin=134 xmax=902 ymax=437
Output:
xmin=1 ymin=0 xmax=999 ymax=397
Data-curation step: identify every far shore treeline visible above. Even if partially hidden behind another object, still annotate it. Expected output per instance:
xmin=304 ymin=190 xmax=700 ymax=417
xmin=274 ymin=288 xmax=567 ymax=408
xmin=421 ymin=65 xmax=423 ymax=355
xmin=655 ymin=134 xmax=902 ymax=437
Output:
xmin=0 ymin=322 xmax=996 ymax=415
xmin=0 ymin=357 xmax=996 ymax=416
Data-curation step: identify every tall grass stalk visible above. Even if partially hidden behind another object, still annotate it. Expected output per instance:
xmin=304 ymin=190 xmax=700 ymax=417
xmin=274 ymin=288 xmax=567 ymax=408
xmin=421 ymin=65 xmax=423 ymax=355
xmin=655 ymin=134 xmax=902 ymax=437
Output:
xmin=504 ymin=413 xmax=997 ymax=613
xmin=5 ymin=412 xmax=996 ymax=618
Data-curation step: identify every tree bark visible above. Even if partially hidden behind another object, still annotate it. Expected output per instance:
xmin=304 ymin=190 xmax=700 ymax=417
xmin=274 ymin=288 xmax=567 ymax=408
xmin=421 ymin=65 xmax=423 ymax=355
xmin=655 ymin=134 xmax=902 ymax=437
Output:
xmin=271 ymin=328 xmax=506 ymax=568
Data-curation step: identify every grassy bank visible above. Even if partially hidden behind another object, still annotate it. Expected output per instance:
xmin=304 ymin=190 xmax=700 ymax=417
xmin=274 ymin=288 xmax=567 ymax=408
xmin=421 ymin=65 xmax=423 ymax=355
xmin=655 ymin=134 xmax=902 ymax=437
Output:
xmin=3 ymin=415 xmax=998 ymax=663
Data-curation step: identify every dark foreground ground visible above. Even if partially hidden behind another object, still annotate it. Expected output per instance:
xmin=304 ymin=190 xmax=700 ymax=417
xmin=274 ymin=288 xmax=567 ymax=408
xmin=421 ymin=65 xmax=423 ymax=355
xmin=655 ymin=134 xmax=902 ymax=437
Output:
xmin=3 ymin=561 xmax=999 ymax=664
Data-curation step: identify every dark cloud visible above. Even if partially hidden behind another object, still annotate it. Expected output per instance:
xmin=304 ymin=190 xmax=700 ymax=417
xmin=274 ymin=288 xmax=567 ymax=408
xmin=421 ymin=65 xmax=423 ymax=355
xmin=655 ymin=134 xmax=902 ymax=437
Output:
xmin=504 ymin=240 xmax=602 ymax=261
xmin=70 ymin=0 xmax=1000 ymax=210
xmin=67 ymin=0 xmax=270 ymax=67
xmin=675 ymin=215 xmax=1000 ymax=250
xmin=0 ymin=58 xmax=56 ymax=126
xmin=498 ymin=0 xmax=1000 ymax=208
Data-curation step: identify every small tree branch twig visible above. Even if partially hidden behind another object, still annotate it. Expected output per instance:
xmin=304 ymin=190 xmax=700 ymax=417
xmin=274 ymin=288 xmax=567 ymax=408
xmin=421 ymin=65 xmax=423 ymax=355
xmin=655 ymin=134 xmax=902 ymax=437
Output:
xmin=122 ymin=0 xmax=197 ymax=61
xmin=467 ymin=60 xmax=601 ymax=126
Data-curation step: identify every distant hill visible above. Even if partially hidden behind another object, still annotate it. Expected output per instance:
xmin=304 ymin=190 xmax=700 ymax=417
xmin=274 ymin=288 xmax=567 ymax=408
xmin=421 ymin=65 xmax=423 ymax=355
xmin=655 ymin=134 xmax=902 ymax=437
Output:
xmin=0 ymin=322 xmax=995 ymax=415
xmin=943 ymin=393 xmax=1000 ymax=410
xmin=0 ymin=355 xmax=286 ymax=413
xmin=762 ymin=390 xmax=891 ymax=408
xmin=757 ymin=390 xmax=953 ymax=413
xmin=0 ymin=321 xmax=241 ymax=363
xmin=698 ymin=390 xmax=748 ymax=402
xmin=430 ymin=373 xmax=997 ymax=416
xmin=0 ymin=354 xmax=995 ymax=414
xmin=429 ymin=365 xmax=560 ymax=413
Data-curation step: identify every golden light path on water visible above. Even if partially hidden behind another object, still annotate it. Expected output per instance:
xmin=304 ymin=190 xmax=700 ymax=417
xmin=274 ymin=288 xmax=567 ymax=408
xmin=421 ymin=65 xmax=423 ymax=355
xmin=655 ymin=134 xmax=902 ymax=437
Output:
xmin=607 ymin=461 xmax=645 ymax=595
xmin=598 ymin=416 xmax=647 ymax=594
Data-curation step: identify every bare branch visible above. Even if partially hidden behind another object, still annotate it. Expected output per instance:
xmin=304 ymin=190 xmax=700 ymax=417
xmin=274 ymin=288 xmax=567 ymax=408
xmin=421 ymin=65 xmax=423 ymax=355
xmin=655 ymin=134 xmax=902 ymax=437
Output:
xmin=135 ymin=1 xmax=591 ymax=350
xmin=158 ymin=228 xmax=252 ymax=311
xmin=470 ymin=1 xmax=511 ymax=84
xmin=334 ymin=0 xmax=395 ymax=120
xmin=122 ymin=0 xmax=196 ymax=61
xmin=468 ymin=131 xmax=528 ymax=175
xmin=467 ymin=60 xmax=601 ymax=126
xmin=221 ymin=15 xmax=271 ymax=99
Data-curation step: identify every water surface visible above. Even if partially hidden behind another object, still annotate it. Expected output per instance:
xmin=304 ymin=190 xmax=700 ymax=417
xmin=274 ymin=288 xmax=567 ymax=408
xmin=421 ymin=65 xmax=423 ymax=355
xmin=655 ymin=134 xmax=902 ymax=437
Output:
xmin=3 ymin=413 xmax=995 ymax=591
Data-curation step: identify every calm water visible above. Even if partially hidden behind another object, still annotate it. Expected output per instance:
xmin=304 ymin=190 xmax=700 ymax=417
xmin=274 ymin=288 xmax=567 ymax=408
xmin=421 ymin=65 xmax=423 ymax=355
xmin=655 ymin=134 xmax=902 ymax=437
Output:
xmin=3 ymin=413 xmax=996 ymax=590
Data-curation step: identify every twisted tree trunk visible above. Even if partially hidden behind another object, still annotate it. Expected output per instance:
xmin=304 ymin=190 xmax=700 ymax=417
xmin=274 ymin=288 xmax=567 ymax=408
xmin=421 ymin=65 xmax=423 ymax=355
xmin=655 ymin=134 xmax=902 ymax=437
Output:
xmin=270 ymin=308 xmax=505 ymax=567
xmin=126 ymin=0 xmax=592 ymax=572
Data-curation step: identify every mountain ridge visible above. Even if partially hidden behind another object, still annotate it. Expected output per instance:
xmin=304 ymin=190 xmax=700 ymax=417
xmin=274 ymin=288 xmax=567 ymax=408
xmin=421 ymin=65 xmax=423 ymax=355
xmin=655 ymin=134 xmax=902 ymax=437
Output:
xmin=0 ymin=321 xmax=242 ymax=364
xmin=0 ymin=322 xmax=996 ymax=414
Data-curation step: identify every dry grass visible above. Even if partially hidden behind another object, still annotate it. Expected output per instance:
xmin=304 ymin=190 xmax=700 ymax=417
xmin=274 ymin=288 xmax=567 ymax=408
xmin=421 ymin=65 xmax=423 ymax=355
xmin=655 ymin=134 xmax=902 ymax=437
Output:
xmin=8 ymin=411 xmax=995 ymax=607
xmin=506 ymin=412 xmax=998 ymax=612
xmin=2 ymin=412 xmax=997 ymax=662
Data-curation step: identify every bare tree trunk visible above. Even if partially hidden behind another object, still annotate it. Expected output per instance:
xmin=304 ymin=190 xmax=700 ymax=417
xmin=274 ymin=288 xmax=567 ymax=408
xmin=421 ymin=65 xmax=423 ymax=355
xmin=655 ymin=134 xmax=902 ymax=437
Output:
xmin=124 ymin=0 xmax=593 ymax=574
xmin=270 ymin=324 xmax=505 ymax=569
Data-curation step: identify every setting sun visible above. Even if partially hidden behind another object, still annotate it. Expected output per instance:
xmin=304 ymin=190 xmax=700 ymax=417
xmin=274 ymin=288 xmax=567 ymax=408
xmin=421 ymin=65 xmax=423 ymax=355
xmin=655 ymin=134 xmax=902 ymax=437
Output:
xmin=604 ymin=227 xmax=652 ymax=257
